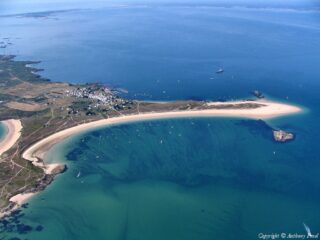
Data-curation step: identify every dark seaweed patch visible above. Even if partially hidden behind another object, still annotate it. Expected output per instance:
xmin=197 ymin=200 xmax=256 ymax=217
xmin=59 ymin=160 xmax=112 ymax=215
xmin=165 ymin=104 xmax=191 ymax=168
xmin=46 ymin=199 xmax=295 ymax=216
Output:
xmin=0 ymin=208 xmax=44 ymax=238
xmin=20 ymin=204 xmax=28 ymax=209
xmin=35 ymin=225 xmax=43 ymax=232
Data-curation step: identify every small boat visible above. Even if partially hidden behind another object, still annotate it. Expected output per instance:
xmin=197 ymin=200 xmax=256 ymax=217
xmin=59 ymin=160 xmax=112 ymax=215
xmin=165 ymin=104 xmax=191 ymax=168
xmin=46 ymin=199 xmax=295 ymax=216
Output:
xmin=216 ymin=68 xmax=224 ymax=74
xmin=76 ymin=171 xmax=81 ymax=178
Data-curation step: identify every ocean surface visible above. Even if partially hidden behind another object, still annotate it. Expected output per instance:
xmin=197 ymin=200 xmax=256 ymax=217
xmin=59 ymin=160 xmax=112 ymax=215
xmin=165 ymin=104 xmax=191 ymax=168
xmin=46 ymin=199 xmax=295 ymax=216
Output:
xmin=1 ymin=0 xmax=320 ymax=239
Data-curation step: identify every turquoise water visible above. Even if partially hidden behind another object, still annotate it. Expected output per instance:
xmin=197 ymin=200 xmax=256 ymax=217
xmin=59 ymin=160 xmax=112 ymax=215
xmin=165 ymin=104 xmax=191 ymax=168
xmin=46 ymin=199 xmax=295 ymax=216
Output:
xmin=0 ymin=123 xmax=6 ymax=141
xmin=1 ymin=0 xmax=320 ymax=239
xmin=3 ymin=117 xmax=320 ymax=240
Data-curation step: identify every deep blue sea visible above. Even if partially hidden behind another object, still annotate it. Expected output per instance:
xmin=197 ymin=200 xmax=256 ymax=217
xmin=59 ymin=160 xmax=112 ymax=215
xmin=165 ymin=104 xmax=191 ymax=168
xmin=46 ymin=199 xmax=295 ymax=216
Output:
xmin=1 ymin=0 xmax=320 ymax=239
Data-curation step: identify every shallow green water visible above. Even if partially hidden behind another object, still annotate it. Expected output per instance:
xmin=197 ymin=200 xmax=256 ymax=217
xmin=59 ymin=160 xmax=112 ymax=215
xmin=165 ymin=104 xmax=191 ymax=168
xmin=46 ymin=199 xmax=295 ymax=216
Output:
xmin=2 ymin=117 xmax=319 ymax=240
xmin=0 ymin=123 xmax=6 ymax=142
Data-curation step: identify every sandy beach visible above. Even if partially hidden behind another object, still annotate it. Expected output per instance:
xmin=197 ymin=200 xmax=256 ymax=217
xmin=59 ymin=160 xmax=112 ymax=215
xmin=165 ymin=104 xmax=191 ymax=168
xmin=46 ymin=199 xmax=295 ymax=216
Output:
xmin=0 ymin=192 xmax=37 ymax=219
xmin=0 ymin=99 xmax=301 ymax=219
xmin=23 ymin=99 xmax=301 ymax=165
xmin=0 ymin=119 xmax=22 ymax=157
xmin=9 ymin=192 xmax=37 ymax=206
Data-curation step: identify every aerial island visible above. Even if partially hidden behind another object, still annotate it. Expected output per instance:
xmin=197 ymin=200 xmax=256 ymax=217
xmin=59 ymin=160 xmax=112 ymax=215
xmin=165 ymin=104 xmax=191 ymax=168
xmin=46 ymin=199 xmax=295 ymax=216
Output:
xmin=272 ymin=129 xmax=295 ymax=142
xmin=0 ymin=55 xmax=301 ymax=218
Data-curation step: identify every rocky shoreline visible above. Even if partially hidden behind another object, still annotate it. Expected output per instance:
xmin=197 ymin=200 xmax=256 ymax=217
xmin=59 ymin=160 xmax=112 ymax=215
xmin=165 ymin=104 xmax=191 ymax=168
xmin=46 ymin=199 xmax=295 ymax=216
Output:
xmin=0 ymin=164 xmax=66 ymax=218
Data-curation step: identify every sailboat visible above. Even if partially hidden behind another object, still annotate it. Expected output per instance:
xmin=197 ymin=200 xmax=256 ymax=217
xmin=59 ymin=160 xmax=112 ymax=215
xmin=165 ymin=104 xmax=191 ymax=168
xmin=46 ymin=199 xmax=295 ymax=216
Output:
xmin=303 ymin=223 xmax=312 ymax=237
xmin=216 ymin=68 xmax=224 ymax=74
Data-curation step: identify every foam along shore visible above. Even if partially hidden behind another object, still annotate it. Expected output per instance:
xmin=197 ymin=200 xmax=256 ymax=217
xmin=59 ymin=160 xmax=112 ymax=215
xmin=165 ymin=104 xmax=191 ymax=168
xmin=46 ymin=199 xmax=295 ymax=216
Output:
xmin=23 ymin=99 xmax=301 ymax=166
xmin=0 ymin=119 xmax=22 ymax=157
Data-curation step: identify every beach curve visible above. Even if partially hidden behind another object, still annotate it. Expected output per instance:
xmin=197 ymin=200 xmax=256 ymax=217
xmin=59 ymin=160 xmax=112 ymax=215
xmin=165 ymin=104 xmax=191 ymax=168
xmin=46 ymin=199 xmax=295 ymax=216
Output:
xmin=22 ymin=99 xmax=302 ymax=165
xmin=0 ymin=99 xmax=302 ymax=218
xmin=0 ymin=119 xmax=22 ymax=157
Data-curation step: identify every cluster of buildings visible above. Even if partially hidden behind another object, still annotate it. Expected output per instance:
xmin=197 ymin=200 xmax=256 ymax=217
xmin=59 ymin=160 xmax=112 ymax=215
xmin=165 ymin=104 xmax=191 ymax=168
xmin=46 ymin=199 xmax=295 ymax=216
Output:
xmin=65 ymin=86 xmax=132 ymax=113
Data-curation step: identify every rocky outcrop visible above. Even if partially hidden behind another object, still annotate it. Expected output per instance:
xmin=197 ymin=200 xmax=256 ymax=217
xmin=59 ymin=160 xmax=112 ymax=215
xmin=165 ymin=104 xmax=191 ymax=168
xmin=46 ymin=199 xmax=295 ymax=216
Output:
xmin=273 ymin=130 xmax=294 ymax=142
xmin=50 ymin=164 xmax=67 ymax=175
xmin=252 ymin=90 xmax=264 ymax=99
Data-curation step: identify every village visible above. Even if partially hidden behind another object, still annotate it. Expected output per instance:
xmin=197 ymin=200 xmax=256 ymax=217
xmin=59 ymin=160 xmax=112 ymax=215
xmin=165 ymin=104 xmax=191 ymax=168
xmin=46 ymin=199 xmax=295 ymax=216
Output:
xmin=65 ymin=85 xmax=134 ymax=115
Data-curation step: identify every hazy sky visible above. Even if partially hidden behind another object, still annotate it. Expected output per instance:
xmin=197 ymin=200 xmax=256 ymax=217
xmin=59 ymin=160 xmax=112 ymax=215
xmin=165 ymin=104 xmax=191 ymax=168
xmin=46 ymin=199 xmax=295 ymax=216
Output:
xmin=0 ymin=0 xmax=319 ymax=15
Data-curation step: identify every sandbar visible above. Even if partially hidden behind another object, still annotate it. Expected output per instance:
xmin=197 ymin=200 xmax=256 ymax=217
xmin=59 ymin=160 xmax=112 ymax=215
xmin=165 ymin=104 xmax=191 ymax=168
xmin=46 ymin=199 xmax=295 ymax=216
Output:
xmin=23 ymin=99 xmax=301 ymax=164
